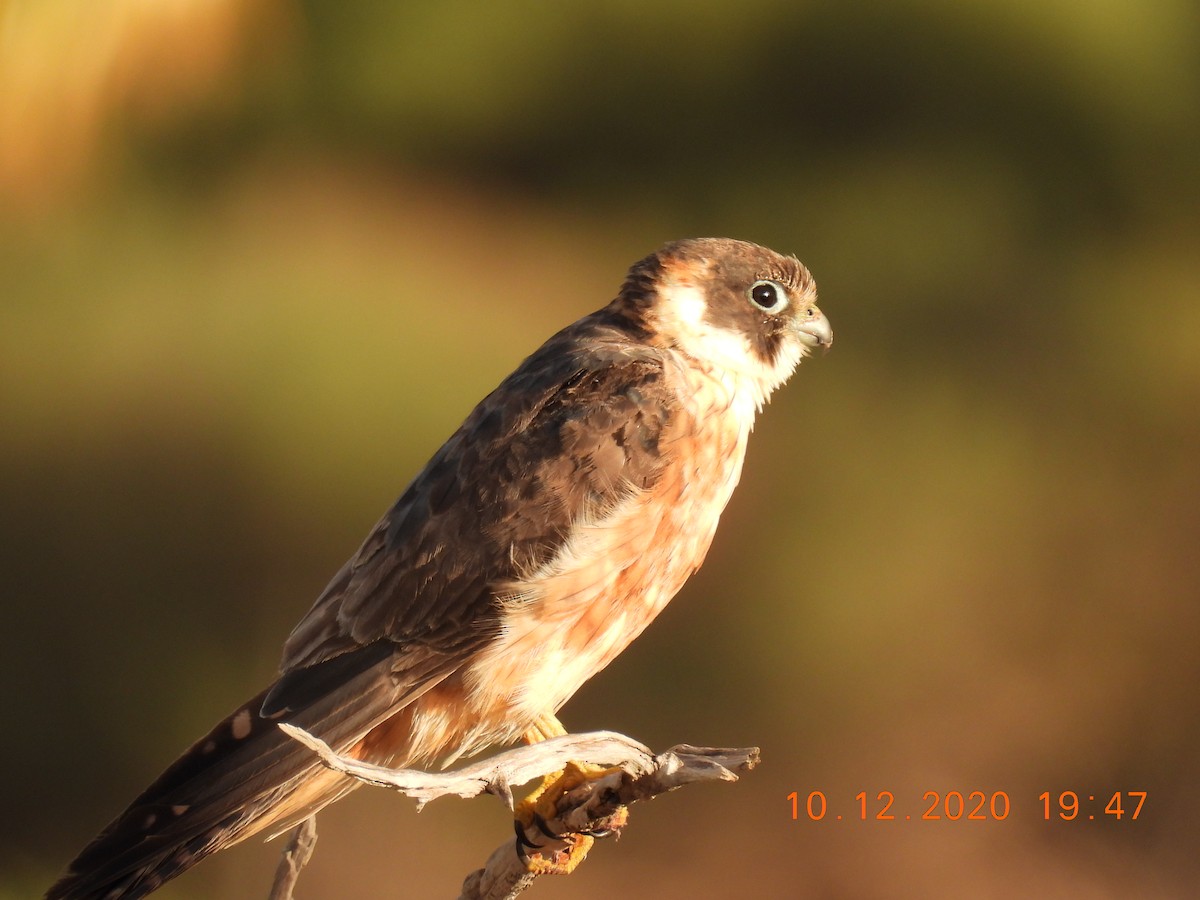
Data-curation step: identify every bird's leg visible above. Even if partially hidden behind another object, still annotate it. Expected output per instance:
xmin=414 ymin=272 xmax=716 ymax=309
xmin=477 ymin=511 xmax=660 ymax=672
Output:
xmin=523 ymin=713 xmax=569 ymax=743
xmin=512 ymin=713 xmax=626 ymax=876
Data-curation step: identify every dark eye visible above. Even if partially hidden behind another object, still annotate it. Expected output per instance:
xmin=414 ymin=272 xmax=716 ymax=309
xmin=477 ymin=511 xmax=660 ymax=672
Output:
xmin=749 ymin=280 xmax=788 ymax=313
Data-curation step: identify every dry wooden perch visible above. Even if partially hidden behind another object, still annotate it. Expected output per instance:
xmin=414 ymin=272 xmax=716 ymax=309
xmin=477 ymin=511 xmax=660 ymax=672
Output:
xmin=267 ymin=814 xmax=317 ymax=900
xmin=274 ymin=723 xmax=760 ymax=899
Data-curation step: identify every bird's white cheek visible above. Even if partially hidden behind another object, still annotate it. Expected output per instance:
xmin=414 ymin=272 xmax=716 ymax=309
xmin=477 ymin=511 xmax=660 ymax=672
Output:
xmin=661 ymin=286 xmax=755 ymax=368
xmin=659 ymin=283 xmax=800 ymax=407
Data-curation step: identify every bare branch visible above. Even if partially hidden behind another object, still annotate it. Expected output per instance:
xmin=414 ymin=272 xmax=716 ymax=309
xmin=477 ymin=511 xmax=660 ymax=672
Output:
xmin=278 ymin=724 xmax=658 ymax=811
xmin=267 ymin=815 xmax=317 ymax=900
xmin=277 ymin=724 xmax=760 ymax=899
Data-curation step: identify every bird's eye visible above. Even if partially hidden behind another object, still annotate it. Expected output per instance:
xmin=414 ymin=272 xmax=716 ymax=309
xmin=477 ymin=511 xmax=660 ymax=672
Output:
xmin=749 ymin=280 xmax=788 ymax=313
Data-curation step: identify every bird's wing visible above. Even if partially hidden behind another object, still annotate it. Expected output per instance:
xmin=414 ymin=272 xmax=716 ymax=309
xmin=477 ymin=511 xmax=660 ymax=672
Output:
xmin=261 ymin=313 xmax=678 ymax=717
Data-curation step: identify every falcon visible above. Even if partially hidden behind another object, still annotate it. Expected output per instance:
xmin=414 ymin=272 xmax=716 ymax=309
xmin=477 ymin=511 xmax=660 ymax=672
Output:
xmin=48 ymin=237 xmax=831 ymax=898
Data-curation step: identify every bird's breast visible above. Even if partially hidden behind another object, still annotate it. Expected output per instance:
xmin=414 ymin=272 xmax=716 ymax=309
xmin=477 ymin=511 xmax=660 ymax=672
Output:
xmin=435 ymin=358 xmax=760 ymax=757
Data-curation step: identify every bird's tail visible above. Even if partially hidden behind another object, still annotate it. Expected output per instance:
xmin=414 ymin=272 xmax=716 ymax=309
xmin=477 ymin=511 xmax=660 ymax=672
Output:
xmin=47 ymin=643 xmax=412 ymax=899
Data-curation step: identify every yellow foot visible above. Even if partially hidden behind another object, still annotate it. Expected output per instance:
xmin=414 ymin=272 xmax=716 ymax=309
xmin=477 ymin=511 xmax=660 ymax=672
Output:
xmin=524 ymin=832 xmax=594 ymax=876
xmin=514 ymin=761 xmax=629 ymax=875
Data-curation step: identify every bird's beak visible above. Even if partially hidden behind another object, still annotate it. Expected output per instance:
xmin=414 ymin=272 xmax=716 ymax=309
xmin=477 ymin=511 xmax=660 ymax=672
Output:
xmin=795 ymin=309 xmax=833 ymax=352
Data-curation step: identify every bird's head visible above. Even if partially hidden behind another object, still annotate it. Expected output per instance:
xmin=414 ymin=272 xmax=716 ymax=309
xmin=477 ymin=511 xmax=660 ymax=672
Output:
xmin=619 ymin=237 xmax=831 ymax=405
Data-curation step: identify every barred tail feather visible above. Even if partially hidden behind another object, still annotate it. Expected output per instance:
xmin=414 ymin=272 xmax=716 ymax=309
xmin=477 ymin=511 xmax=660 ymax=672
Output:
xmin=46 ymin=641 xmax=433 ymax=899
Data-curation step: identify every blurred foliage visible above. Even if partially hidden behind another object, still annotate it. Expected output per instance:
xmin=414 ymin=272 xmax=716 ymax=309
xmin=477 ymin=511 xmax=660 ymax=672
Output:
xmin=2 ymin=0 xmax=1199 ymax=897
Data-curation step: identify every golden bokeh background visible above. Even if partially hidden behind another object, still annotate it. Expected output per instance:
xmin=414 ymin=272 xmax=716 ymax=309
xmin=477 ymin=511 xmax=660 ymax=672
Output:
xmin=3 ymin=1 xmax=1199 ymax=897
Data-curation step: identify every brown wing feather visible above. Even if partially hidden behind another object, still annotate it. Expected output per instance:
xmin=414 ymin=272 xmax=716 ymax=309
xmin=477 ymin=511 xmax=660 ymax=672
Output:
xmin=276 ymin=306 xmax=676 ymax=677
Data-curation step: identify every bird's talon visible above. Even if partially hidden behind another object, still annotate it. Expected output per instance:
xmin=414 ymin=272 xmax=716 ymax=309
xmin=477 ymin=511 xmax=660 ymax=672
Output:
xmin=583 ymin=804 xmax=629 ymax=839
xmin=513 ymin=818 xmax=543 ymax=857
xmin=532 ymin=812 xmax=560 ymax=841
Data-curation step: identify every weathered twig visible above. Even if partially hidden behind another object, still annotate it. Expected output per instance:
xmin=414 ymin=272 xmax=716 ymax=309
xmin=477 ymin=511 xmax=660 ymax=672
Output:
xmin=268 ymin=815 xmax=317 ymax=900
xmin=277 ymin=723 xmax=760 ymax=899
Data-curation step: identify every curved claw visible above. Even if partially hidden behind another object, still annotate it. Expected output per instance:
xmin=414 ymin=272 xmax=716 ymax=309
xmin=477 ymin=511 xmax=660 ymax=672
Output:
xmin=531 ymin=812 xmax=560 ymax=841
xmin=513 ymin=818 xmax=543 ymax=860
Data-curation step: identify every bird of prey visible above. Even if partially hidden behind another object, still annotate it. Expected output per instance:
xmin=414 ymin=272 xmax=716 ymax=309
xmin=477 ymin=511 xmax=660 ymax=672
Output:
xmin=48 ymin=237 xmax=831 ymax=898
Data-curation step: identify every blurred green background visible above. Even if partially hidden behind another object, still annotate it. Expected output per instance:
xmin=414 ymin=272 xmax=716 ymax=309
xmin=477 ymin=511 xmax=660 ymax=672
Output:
xmin=3 ymin=0 xmax=1199 ymax=897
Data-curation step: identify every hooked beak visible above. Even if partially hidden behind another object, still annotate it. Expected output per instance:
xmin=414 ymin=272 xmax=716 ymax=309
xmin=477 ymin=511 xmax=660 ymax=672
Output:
xmin=795 ymin=308 xmax=833 ymax=352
